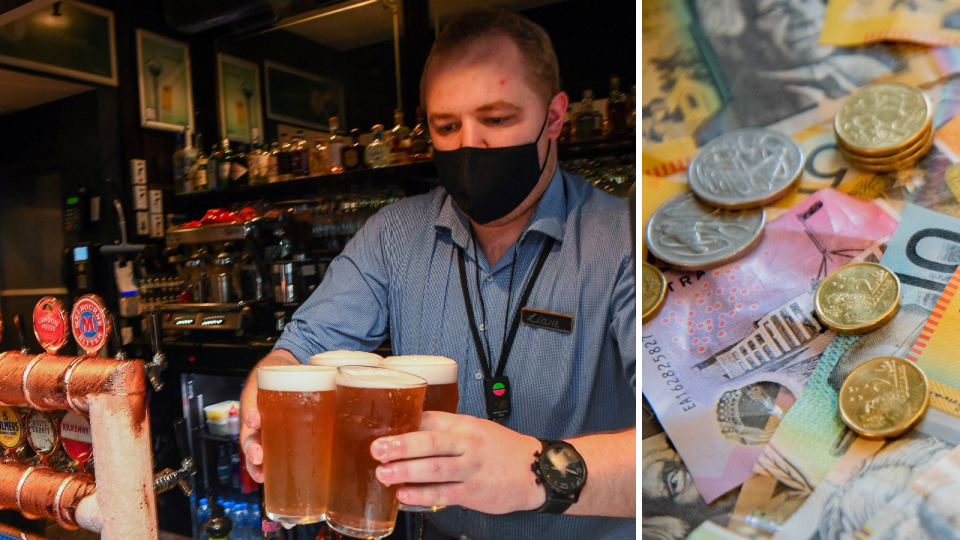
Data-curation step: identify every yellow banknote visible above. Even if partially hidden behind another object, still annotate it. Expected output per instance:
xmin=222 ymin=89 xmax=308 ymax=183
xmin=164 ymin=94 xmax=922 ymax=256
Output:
xmin=822 ymin=0 xmax=960 ymax=46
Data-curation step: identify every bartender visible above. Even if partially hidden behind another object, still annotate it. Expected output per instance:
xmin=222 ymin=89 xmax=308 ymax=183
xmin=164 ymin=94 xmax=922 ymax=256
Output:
xmin=239 ymin=8 xmax=636 ymax=539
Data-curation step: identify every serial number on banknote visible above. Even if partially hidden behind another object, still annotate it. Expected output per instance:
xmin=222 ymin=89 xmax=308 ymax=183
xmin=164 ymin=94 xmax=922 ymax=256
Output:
xmin=643 ymin=335 xmax=696 ymax=411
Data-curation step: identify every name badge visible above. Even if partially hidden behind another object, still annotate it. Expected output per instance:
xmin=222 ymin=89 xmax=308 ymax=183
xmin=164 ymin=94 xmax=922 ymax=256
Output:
xmin=520 ymin=308 xmax=573 ymax=333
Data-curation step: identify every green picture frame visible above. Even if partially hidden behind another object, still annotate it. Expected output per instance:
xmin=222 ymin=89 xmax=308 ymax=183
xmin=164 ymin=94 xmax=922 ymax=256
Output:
xmin=264 ymin=60 xmax=345 ymax=132
xmin=136 ymin=29 xmax=194 ymax=132
xmin=217 ymin=54 xmax=264 ymax=143
xmin=0 ymin=1 xmax=117 ymax=86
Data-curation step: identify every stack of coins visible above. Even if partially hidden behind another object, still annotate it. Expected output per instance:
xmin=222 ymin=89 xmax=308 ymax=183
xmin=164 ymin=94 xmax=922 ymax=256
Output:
xmin=834 ymin=83 xmax=933 ymax=173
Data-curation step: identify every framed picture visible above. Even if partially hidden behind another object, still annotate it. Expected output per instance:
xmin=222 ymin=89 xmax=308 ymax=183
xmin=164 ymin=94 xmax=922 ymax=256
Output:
xmin=0 ymin=1 xmax=117 ymax=86
xmin=265 ymin=60 xmax=345 ymax=132
xmin=136 ymin=29 xmax=194 ymax=132
xmin=217 ymin=54 xmax=264 ymax=143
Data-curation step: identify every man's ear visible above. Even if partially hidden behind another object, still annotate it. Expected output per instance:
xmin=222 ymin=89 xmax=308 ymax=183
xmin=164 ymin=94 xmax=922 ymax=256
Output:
xmin=547 ymin=92 xmax=569 ymax=140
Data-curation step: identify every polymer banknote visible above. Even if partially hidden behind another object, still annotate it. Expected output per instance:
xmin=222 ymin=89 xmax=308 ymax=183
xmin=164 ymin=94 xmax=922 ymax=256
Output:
xmin=821 ymin=0 xmax=960 ymax=47
xmin=642 ymin=189 xmax=897 ymax=502
xmin=755 ymin=203 xmax=960 ymax=500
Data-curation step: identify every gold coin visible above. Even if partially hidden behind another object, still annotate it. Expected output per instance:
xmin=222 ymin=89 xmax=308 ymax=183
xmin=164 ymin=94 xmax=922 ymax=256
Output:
xmin=840 ymin=132 xmax=933 ymax=173
xmin=838 ymin=357 xmax=929 ymax=438
xmin=814 ymin=262 xmax=901 ymax=334
xmin=642 ymin=262 xmax=667 ymax=324
xmin=837 ymin=123 xmax=931 ymax=162
xmin=834 ymin=83 xmax=931 ymax=155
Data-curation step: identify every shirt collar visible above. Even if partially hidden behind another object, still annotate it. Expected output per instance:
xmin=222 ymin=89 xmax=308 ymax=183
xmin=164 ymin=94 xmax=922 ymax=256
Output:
xmin=434 ymin=166 xmax=567 ymax=251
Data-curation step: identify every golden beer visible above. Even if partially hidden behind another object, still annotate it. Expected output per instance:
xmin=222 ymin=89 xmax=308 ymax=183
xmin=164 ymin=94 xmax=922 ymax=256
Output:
xmin=257 ymin=365 xmax=336 ymax=526
xmin=326 ymin=366 xmax=427 ymax=539
xmin=308 ymin=350 xmax=383 ymax=368
xmin=380 ymin=356 xmax=459 ymax=512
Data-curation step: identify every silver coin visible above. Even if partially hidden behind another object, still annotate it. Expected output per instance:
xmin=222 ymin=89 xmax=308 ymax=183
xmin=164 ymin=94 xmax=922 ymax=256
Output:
xmin=688 ymin=128 xmax=804 ymax=209
xmin=646 ymin=191 xmax=765 ymax=271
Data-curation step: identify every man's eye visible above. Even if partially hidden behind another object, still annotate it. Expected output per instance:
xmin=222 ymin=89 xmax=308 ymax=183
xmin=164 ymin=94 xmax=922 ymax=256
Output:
xmin=487 ymin=117 xmax=506 ymax=125
xmin=440 ymin=124 xmax=457 ymax=133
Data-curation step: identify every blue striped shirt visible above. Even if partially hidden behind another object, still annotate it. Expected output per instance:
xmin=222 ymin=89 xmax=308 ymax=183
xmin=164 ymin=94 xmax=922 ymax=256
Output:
xmin=275 ymin=167 xmax=637 ymax=539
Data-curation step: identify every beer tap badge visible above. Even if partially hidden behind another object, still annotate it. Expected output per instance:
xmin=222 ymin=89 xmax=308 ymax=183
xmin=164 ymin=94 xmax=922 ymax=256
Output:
xmin=0 ymin=407 xmax=23 ymax=450
xmin=71 ymin=294 xmax=111 ymax=355
xmin=60 ymin=412 xmax=92 ymax=462
xmin=33 ymin=296 xmax=69 ymax=353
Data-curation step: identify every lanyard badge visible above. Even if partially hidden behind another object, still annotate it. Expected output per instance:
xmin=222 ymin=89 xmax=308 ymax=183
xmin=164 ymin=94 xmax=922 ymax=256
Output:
xmin=483 ymin=376 xmax=512 ymax=421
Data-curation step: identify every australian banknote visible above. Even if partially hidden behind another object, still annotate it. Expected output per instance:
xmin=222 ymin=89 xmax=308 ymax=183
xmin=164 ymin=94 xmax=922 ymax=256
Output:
xmin=754 ymin=204 xmax=960 ymax=503
xmin=642 ymin=396 xmax=743 ymax=540
xmin=821 ymin=0 xmax=960 ymax=47
xmin=642 ymin=189 xmax=897 ymax=502
xmin=773 ymin=381 xmax=960 ymax=540
xmin=641 ymin=0 xmax=960 ymax=155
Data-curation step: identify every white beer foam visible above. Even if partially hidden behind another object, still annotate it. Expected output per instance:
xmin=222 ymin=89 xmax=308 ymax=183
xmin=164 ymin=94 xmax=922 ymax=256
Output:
xmin=258 ymin=366 xmax=337 ymax=392
xmin=308 ymin=350 xmax=382 ymax=367
xmin=337 ymin=366 xmax=427 ymax=389
xmin=381 ymin=356 xmax=458 ymax=385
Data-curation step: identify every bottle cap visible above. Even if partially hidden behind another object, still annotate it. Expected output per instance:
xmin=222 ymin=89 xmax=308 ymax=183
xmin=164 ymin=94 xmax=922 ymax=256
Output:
xmin=205 ymin=502 xmax=233 ymax=537
xmin=229 ymin=405 xmax=238 ymax=416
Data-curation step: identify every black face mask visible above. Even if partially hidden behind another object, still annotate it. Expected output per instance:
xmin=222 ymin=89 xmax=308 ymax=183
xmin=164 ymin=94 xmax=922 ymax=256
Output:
xmin=434 ymin=112 xmax=551 ymax=225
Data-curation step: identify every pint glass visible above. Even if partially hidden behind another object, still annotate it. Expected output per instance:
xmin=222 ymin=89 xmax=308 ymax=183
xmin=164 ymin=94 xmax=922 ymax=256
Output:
xmin=308 ymin=350 xmax=382 ymax=368
xmin=257 ymin=365 xmax=336 ymax=525
xmin=380 ymin=356 xmax=459 ymax=512
xmin=326 ymin=366 xmax=427 ymax=539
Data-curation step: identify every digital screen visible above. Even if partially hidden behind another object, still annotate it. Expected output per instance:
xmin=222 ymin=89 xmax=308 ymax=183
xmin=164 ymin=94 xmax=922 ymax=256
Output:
xmin=66 ymin=197 xmax=79 ymax=205
xmin=73 ymin=246 xmax=88 ymax=262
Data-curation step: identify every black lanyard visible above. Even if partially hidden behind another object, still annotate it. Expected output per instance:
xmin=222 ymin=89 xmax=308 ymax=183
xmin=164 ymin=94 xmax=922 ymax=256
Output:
xmin=457 ymin=236 xmax=555 ymax=420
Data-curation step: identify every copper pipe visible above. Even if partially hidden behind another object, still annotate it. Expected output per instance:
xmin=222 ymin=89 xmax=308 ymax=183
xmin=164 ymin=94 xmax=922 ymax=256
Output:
xmin=0 ymin=353 xmax=145 ymax=413
xmin=0 ymin=461 xmax=96 ymax=530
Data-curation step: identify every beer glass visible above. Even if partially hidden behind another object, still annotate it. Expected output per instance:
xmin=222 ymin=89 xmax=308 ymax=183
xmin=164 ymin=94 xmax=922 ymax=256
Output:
xmin=308 ymin=350 xmax=382 ymax=368
xmin=257 ymin=365 xmax=336 ymax=526
xmin=380 ymin=356 xmax=459 ymax=512
xmin=326 ymin=366 xmax=427 ymax=539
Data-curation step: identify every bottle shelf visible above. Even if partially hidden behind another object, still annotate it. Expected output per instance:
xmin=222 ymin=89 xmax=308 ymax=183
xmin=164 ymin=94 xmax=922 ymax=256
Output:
xmin=558 ymin=134 xmax=637 ymax=160
xmin=175 ymin=160 xmax=438 ymax=217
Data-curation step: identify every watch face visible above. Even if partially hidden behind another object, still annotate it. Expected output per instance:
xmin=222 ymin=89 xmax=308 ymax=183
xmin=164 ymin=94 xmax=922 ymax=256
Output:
xmin=541 ymin=445 xmax=586 ymax=492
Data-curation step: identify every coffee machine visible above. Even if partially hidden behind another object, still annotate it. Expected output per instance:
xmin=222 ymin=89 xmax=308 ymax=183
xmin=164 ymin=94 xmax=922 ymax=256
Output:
xmin=162 ymin=219 xmax=270 ymax=334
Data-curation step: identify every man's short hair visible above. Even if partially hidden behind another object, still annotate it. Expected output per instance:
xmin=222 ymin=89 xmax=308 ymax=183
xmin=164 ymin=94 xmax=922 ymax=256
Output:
xmin=420 ymin=8 xmax=561 ymax=110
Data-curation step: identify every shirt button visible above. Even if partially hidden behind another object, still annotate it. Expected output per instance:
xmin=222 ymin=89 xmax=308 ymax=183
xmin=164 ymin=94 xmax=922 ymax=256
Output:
xmin=479 ymin=323 xmax=485 ymax=332
xmin=475 ymin=371 xmax=483 ymax=380
xmin=484 ymin=275 xmax=493 ymax=282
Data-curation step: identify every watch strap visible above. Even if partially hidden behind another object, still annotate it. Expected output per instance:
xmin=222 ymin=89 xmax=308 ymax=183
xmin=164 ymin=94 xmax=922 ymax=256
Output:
xmin=532 ymin=439 xmax=583 ymax=514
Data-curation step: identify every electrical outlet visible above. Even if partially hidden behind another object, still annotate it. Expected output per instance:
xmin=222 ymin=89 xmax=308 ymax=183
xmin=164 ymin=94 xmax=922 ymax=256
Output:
xmin=130 ymin=159 xmax=147 ymax=185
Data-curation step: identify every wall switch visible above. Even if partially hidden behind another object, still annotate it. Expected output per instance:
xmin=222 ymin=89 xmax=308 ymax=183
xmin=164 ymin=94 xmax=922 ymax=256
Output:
xmin=130 ymin=159 xmax=147 ymax=185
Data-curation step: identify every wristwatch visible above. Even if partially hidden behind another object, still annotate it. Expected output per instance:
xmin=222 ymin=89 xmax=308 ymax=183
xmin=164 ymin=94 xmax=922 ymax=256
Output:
xmin=530 ymin=439 xmax=587 ymax=514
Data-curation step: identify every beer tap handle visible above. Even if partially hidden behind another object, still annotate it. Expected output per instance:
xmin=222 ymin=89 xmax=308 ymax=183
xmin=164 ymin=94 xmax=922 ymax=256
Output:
xmin=145 ymin=312 xmax=166 ymax=392
xmin=110 ymin=314 xmax=125 ymax=360
xmin=13 ymin=314 xmax=28 ymax=355
xmin=154 ymin=419 xmax=195 ymax=497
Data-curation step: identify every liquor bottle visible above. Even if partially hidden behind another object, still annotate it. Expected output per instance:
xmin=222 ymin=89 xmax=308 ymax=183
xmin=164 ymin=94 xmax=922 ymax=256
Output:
xmin=266 ymin=141 xmax=280 ymax=183
xmin=309 ymin=136 xmax=328 ymax=176
xmin=247 ymin=138 xmax=268 ymax=186
xmin=293 ymin=130 xmax=311 ymax=176
xmin=277 ymin=134 xmax=294 ymax=181
xmin=194 ymin=133 xmax=209 ymax=192
xmin=172 ymin=130 xmax=188 ymax=195
xmin=389 ymin=109 xmax=410 ymax=165
xmin=327 ymin=117 xmax=345 ymax=174
xmin=183 ymin=130 xmax=198 ymax=193
xmin=574 ymin=90 xmax=603 ymax=142
xmin=606 ymin=76 xmax=629 ymax=137
xmin=218 ymin=139 xmax=234 ymax=189
xmin=204 ymin=502 xmax=233 ymax=540
xmin=364 ymin=125 xmax=391 ymax=168
xmin=231 ymin=142 xmax=249 ymax=187
xmin=341 ymin=129 xmax=364 ymax=171
xmin=207 ymin=144 xmax=220 ymax=191
xmin=407 ymin=107 xmax=429 ymax=162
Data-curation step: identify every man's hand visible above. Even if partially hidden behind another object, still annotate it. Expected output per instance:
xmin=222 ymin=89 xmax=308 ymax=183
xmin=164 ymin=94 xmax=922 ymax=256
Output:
xmin=239 ymin=349 xmax=300 ymax=484
xmin=371 ymin=412 xmax=545 ymax=514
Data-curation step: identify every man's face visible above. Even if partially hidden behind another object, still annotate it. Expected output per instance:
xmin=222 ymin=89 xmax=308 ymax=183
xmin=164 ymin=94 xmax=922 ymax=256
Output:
xmin=423 ymin=34 xmax=566 ymax=226
xmin=752 ymin=0 xmax=833 ymax=67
